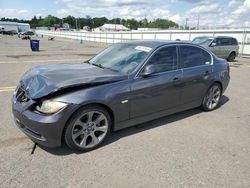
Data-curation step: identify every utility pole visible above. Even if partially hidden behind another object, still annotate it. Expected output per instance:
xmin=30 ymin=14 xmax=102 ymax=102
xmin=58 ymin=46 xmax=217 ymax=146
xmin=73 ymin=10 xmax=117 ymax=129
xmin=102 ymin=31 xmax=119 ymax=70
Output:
xmin=197 ymin=15 xmax=200 ymax=30
xmin=75 ymin=18 xmax=78 ymax=30
xmin=185 ymin=18 xmax=189 ymax=29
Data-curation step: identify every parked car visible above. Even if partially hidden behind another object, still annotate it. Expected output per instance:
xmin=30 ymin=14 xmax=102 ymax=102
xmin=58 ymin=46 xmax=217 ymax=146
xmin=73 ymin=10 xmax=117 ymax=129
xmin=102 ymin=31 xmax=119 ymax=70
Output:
xmin=20 ymin=31 xmax=34 ymax=36
xmin=12 ymin=40 xmax=230 ymax=151
xmin=1 ymin=30 xmax=18 ymax=35
xmin=192 ymin=36 xmax=239 ymax=62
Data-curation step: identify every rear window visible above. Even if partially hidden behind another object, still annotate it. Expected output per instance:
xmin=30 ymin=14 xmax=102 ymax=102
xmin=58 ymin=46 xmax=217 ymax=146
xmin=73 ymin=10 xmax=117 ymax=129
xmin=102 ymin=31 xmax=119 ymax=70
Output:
xmin=230 ymin=38 xmax=238 ymax=45
xmin=180 ymin=46 xmax=212 ymax=68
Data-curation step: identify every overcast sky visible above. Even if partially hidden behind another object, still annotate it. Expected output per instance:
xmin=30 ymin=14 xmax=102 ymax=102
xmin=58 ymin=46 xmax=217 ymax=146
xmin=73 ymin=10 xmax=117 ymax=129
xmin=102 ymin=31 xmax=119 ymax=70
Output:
xmin=0 ymin=0 xmax=250 ymax=27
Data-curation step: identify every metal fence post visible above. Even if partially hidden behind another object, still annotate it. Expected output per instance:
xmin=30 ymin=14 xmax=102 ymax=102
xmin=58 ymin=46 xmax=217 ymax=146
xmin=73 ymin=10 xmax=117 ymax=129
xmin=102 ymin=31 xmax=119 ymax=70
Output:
xmin=241 ymin=29 xmax=247 ymax=56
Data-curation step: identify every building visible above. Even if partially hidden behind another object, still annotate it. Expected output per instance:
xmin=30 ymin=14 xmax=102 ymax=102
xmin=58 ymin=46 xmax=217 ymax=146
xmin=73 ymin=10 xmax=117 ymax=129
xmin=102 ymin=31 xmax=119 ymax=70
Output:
xmin=96 ymin=24 xmax=130 ymax=32
xmin=0 ymin=21 xmax=30 ymax=32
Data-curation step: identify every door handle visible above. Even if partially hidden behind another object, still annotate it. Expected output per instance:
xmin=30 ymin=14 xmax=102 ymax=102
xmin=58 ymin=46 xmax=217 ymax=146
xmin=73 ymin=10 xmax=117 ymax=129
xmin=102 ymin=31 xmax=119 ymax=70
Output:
xmin=173 ymin=77 xmax=179 ymax=82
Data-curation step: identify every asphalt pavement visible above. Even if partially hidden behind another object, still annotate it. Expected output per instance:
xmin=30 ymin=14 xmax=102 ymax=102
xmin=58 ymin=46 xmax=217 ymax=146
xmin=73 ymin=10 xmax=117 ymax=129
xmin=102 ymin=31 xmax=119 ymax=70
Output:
xmin=0 ymin=35 xmax=250 ymax=188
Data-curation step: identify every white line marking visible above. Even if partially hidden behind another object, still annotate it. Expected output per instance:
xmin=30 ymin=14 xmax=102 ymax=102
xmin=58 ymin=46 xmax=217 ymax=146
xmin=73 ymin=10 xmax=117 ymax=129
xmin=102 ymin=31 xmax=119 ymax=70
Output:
xmin=0 ymin=58 xmax=85 ymax=64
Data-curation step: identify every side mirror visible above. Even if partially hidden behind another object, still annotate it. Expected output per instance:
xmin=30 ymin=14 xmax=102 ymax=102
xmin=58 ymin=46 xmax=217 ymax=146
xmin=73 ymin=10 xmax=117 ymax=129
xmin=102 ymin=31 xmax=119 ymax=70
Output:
xmin=210 ymin=42 xmax=217 ymax=47
xmin=141 ymin=64 xmax=156 ymax=77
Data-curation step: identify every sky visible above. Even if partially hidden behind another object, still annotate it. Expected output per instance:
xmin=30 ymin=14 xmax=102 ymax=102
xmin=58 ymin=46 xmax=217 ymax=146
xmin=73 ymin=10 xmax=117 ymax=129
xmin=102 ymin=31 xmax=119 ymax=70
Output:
xmin=0 ymin=0 xmax=250 ymax=28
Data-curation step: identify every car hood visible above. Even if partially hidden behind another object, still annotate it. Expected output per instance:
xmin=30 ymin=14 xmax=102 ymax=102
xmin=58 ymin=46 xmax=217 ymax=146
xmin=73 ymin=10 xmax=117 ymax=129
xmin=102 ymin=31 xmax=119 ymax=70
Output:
xmin=20 ymin=63 xmax=127 ymax=99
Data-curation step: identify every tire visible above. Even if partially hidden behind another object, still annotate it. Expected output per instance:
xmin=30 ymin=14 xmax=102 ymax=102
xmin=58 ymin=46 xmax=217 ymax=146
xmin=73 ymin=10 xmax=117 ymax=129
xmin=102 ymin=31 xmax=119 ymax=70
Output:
xmin=201 ymin=83 xmax=222 ymax=111
xmin=64 ymin=105 xmax=111 ymax=152
xmin=227 ymin=52 xmax=236 ymax=62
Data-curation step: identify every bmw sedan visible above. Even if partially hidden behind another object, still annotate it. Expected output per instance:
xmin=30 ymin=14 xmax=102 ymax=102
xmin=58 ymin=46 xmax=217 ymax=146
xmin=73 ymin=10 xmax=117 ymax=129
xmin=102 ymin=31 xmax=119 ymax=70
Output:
xmin=12 ymin=40 xmax=230 ymax=151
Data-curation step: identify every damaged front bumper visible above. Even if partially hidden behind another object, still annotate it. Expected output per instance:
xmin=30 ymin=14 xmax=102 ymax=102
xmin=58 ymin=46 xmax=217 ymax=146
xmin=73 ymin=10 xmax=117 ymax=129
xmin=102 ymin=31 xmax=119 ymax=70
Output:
xmin=12 ymin=87 xmax=79 ymax=148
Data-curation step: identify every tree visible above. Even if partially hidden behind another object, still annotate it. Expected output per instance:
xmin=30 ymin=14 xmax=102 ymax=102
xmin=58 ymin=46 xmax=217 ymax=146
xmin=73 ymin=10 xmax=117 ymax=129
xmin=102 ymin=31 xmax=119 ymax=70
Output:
xmin=86 ymin=15 xmax=93 ymax=29
xmin=92 ymin=17 xmax=108 ymax=28
xmin=63 ymin=15 xmax=76 ymax=28
xmin=0 ymin=15 xmax=178 ymax=30
xmin=126 ymin=19 xmax=139 ymax=29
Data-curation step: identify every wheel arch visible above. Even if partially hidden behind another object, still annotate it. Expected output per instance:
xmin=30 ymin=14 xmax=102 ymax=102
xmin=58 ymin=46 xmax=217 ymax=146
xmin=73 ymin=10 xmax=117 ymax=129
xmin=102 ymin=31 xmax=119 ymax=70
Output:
xmin=210 ymin=80 xmax=223 ymax=93
xmin=61 ymin=102 xmax=115 ymax=145
xmin=230 ymin=51 xmax=236 ymax=55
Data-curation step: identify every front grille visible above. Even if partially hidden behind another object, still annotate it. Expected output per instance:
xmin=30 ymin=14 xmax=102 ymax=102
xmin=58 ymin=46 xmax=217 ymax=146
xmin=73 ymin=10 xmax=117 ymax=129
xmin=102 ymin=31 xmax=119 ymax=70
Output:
xmin=16 ymin=86 xmax=30 ymax=103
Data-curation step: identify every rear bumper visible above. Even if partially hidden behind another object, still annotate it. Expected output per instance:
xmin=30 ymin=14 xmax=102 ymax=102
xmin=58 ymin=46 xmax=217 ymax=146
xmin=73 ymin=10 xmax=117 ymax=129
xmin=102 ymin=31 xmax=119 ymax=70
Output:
xmin=12 ymin=98 xmax=78 ymax=148
xmin=222 ymin=75 xmax=230 ymax=94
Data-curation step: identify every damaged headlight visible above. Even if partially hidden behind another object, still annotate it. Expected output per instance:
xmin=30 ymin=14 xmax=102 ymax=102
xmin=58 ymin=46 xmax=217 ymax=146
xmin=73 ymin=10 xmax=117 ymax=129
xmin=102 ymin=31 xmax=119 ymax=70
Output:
xmin=36 ymin=100 xmax=68 ymax=114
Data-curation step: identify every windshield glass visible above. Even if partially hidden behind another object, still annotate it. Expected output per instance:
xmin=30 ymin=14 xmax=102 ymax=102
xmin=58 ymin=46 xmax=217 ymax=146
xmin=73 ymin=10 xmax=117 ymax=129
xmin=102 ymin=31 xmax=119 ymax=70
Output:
xmin=89 ymin=43 xmax=151 ymax=74
xmin=192 ymin=37 xmax=213 ymax=45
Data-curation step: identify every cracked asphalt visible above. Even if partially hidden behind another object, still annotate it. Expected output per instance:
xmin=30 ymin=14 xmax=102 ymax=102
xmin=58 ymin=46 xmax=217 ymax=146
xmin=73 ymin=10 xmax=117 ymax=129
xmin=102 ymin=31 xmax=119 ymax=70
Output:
xmin=0 ymin=35 xmax=250 ymax=188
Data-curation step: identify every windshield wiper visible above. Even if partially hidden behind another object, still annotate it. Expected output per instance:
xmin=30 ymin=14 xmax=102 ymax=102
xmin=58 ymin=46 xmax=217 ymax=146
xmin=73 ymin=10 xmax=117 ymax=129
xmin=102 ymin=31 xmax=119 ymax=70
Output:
xmin=91 ymin=63 xmax=119 ymax=72
xmin=91 ymin=63 xmax=105 ymax=69
xmin=84 ymin=60 xmax=90 ymax=64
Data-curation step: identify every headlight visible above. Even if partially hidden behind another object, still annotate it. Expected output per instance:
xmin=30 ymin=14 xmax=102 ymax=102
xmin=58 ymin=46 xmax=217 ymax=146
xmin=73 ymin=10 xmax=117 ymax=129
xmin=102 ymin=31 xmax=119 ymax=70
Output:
xmin=36 ymin=100 xmax=68 ymax=114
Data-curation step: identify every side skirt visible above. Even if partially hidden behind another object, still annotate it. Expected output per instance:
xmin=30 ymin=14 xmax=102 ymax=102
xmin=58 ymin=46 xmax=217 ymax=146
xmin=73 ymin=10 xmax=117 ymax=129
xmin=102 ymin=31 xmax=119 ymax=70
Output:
xmin=114 ymin=100 xmax=201 ymax=131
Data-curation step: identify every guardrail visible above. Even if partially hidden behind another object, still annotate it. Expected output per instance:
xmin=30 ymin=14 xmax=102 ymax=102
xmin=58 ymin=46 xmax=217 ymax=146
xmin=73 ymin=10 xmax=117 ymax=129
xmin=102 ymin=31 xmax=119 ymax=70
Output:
xmin=36 ymin=29 xmax=250 ymax=56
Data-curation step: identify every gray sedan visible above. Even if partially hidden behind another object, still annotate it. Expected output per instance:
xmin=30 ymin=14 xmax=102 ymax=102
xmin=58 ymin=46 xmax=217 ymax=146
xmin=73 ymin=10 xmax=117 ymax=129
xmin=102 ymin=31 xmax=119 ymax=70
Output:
xmin=12 ymin=40 xmax=230 ymax=151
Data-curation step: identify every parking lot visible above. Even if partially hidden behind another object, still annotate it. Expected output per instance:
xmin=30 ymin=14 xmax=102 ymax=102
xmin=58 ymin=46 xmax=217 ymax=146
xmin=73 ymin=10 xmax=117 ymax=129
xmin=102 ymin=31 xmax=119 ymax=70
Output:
xmin=0 ymin=35 xmax=250 ymax=187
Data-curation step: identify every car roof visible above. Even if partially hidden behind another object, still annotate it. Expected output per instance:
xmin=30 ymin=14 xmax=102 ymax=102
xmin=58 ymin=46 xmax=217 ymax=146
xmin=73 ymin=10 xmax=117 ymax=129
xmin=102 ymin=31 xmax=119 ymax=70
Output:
xmin=194 ymin=36 xmax=236 ymax=39
xmin=124 ymin=40 xmax=193 ymax=49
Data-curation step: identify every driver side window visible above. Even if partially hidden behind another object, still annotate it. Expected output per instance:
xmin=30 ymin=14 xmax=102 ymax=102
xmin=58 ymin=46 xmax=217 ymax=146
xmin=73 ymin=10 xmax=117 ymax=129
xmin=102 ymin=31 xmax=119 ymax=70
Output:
xmin=146 ymin=46 xmax=178 ymax=74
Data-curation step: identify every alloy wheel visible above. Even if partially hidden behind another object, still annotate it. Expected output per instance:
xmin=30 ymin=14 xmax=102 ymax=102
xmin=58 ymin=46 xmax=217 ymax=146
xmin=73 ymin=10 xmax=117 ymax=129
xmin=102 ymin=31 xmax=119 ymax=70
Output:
xmin=71 ymin=111 xmax=108 ymax=149
xmin=206 ymin=85 xmax=221 ymax=110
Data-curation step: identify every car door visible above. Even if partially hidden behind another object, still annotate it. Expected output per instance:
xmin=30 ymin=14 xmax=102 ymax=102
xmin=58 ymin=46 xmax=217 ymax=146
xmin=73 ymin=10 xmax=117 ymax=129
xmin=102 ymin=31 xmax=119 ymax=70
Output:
xmin=227 ymin=38 xmax=238 ymax=57
xmin=220 ymin=38 xmax=232 ymax=58
xmin=179 ymin=45 xmax=213 ymax=105
xmin=210 ymin=38 xmax=223 ymax=57
xmin=130 ymin=46 xmax=183 ymax=118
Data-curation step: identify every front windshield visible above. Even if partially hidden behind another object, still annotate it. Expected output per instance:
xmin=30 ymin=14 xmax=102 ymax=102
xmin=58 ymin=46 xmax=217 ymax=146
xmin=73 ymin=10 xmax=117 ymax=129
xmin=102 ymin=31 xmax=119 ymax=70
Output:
xmin=89 ymin=43 xmax=151 ymax=74
xmin=192 ymin=37 xmax=213 ymax=45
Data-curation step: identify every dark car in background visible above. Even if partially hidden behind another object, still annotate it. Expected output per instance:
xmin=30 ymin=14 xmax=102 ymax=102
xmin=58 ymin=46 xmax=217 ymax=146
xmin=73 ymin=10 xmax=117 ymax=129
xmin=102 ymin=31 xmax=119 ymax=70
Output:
xmin=192 ymin=36 xmax=239 ymax=62
xmin=20 ymin=31 xmax=34 ymax=36
xmin=12 ymin=40 xmax=230 ymax=151
xmin=0 ymin=30 xmax=18 ymax=35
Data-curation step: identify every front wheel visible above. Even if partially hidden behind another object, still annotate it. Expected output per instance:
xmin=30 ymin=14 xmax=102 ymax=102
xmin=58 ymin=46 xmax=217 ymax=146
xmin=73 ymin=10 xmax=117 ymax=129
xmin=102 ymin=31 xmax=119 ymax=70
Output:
xmin=201 ymin=83 xmax=222 ymax=111
xmin=64 ymin=105 xmax=111 ymax=152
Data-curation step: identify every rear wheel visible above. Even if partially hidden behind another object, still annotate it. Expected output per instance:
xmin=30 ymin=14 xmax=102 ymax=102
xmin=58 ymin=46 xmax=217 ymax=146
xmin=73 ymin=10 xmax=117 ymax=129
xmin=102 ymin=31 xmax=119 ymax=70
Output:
xmin=201 ymin=83 xmax=222 ymax=111
xmin=227 ymin=52 xmax=236 ymax=62
xmin=64 ymin=105 xmax=111 ymax=151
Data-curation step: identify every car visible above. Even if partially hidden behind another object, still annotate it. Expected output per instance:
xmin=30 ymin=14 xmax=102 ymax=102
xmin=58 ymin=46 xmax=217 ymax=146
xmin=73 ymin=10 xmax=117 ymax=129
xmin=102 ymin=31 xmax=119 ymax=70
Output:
xmin=12 ymin=40 xmax=230 ymax=151
xmin=20 ymin=31 xmax=34 ymax=36
xmin=1 ymin=30 xmax=18 ymax=35
xmin=192 ymin=36 xmax=239 ymax=62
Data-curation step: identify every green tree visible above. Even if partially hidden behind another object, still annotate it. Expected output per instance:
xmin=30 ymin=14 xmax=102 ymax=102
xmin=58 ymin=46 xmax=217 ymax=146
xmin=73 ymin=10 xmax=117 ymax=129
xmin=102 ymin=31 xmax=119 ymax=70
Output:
xmin=63 ymin=15 xmax=76 ymax=28
xmin=0 ymin=15 xmax=178 ymax=30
